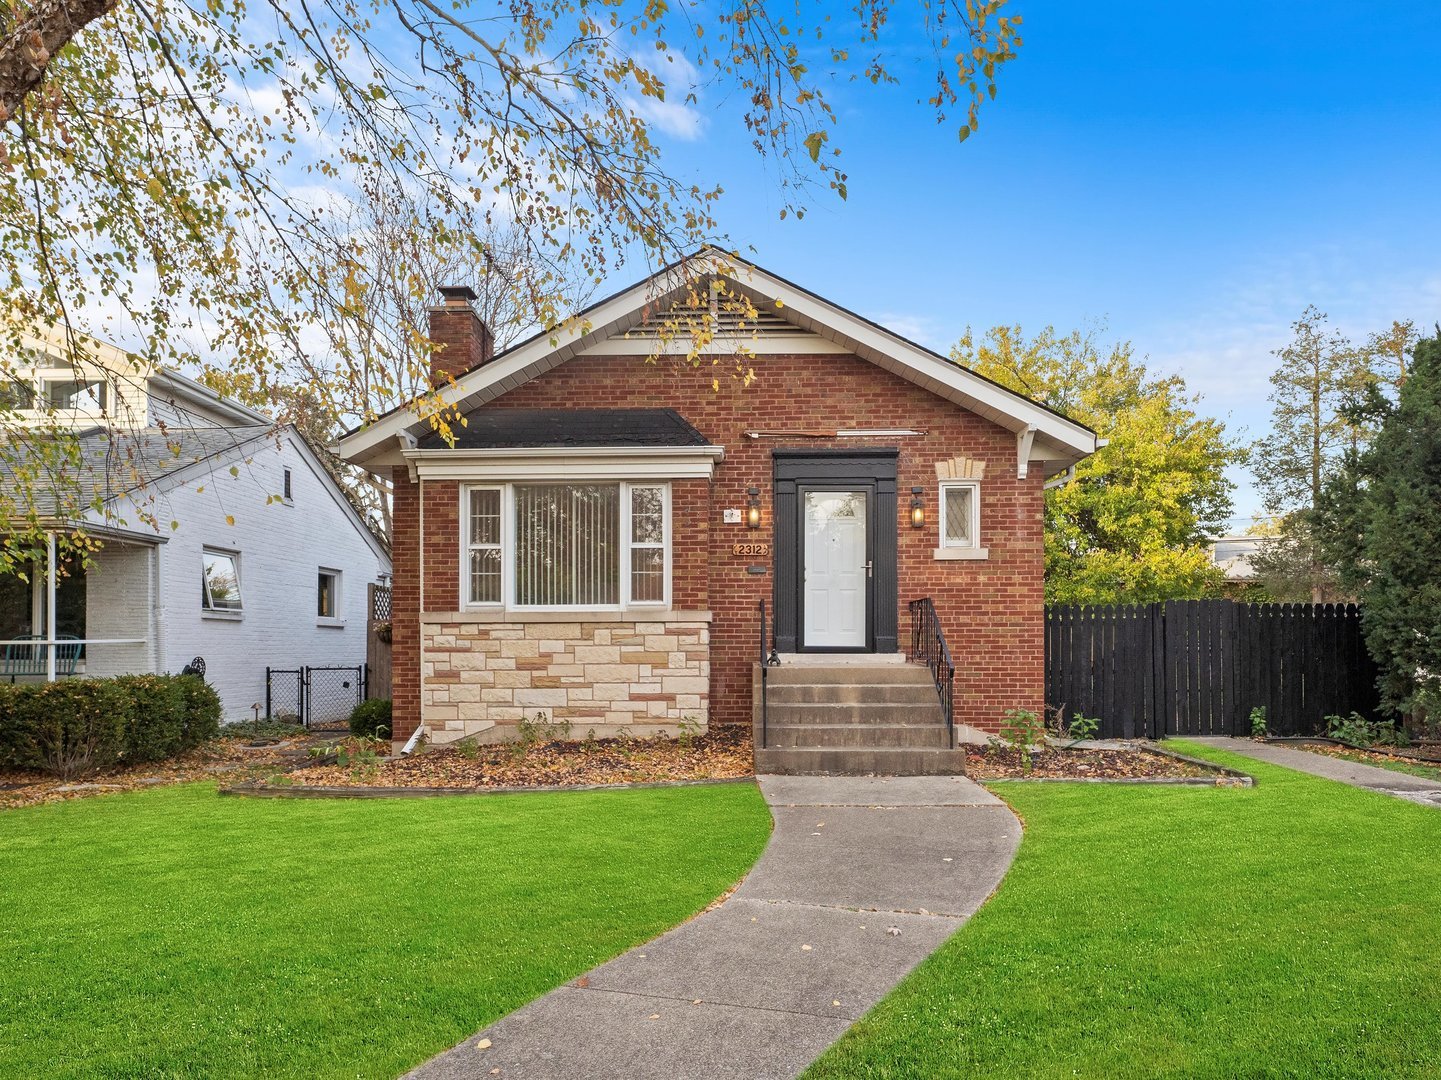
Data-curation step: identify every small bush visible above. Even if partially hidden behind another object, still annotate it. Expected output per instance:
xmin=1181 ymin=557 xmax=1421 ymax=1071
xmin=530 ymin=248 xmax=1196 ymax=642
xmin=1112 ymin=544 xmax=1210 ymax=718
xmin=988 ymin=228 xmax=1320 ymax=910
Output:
xmin=177 ymin=675 xmax=221 ymax=749
xmin=113 ymin=674 xmax=187 ymax=763
xmin=349 ymin=698 xmax=392 ymax=740
xmin=1326 ymin=712 xmax=1406 ymax=748
xmin=0 ymin=673 xmax=223 ymax=777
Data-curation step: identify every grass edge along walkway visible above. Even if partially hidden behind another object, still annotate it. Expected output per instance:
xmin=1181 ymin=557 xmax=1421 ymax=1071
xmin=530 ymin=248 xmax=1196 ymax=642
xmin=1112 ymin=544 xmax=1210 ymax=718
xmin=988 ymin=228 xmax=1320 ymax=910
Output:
xmin=803 ymin=741 xmax=1441 ymax=1079
xmin=0 ymin=779 xmax=772 ymax=1079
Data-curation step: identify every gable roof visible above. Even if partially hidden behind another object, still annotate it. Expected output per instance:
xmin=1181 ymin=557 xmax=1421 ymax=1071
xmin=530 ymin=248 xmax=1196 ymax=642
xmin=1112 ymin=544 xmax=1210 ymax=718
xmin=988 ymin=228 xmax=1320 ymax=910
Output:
xmin=417 ymin=408 xmax=710 ymax=450
xmin=1 ymin=425 xmax=276 ymax=517
xmin=336 ymin=251 xmax=1099 ymax=476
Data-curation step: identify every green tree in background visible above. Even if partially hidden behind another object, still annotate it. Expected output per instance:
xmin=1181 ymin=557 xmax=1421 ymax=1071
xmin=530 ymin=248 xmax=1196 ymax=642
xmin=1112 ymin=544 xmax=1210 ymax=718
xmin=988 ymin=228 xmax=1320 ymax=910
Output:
xmin=1357 ymin=331 xmax=1441 ymax=721
xmin=1252 ymin=314 xmax=1420 ymax=601
xmin=952 ymin=326 xmax=1238 ymax=604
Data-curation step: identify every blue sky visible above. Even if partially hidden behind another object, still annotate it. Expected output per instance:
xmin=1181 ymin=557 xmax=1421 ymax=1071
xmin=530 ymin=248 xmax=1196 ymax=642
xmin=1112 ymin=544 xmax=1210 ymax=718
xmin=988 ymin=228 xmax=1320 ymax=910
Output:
xmin=645 ymin=1 xmax=1441 ymax=527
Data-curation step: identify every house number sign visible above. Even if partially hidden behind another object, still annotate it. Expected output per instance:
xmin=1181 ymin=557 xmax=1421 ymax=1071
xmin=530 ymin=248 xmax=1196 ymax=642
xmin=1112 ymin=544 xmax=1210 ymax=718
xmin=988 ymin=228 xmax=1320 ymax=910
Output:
xmin=732 ymin=542 xmax=770 ymax=557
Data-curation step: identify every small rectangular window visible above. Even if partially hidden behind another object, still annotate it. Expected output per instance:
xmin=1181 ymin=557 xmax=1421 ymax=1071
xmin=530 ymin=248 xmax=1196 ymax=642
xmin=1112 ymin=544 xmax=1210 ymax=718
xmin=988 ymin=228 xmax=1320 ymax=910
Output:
xmin=283 ymin=468 xmax=293 ymax=502
xmin=940 ymin=482 xmax=980 ymax=549
xmin=44 ymin=378 xmax=108 ymax=411
xmin=317 ymin=569 xmax=340 ymax=618
xmin=466 ymin=487 xmax=503 ymax=605
xmin=629 ymin=485 xmax=666 ymax=604
xmin=201 ymin=549 xmax=242 ymax=611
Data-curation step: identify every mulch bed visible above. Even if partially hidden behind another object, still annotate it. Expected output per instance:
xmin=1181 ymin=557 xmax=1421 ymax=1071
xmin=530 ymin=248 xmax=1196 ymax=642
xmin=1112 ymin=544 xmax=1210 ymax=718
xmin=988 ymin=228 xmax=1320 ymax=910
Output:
xmin=965 ymin=743 xmax=1226 ymax=781
xmin=0 ymin=729 xmax=334 ymax=810
xmin=1288 ymin=741 xmax=1441 ymax=775
xmin=259 ymin=726 xmax=754 ymax=791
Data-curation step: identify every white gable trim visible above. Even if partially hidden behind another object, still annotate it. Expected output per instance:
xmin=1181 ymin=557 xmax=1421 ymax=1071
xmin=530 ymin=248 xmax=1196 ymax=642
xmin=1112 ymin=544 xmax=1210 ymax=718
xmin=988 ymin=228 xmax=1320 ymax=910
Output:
xmin=335 ymin=254 xmax=1098 ymax=473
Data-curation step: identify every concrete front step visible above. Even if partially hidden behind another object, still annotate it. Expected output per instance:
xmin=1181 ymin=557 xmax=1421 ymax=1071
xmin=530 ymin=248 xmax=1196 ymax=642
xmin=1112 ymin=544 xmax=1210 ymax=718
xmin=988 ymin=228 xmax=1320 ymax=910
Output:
xmin=754 ymin=745 xmax=968 ymax=777
xmin=762 ymin=723 xmax=953 ymax=749
xmin=767 ymin=683 xmax=942 ymax=706
xmin=767 ymin=701 xmax=945 ymax=726
xmin=764 ymin=664 xmax=936 ymax=687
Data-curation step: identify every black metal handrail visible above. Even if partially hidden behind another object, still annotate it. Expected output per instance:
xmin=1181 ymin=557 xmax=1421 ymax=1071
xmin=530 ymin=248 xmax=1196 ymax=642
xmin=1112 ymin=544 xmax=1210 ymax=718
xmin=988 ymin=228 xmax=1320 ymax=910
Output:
xmin=758 ymin=599 xmax=779 ymax=748
xmin=908 ymin=597 xmax=955 ymax=748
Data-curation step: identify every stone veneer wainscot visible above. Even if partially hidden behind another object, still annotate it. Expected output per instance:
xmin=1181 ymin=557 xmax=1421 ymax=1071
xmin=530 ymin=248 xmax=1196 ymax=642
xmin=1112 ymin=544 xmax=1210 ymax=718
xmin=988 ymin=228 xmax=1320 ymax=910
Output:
xmin=420 ymin=612 xmax=711 ymax=742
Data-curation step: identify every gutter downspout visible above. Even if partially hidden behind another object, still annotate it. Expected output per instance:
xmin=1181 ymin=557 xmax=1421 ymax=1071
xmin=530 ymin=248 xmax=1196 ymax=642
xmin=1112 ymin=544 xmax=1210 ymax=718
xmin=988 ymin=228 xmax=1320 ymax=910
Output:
xmin=401 ymin=724 xmax=427 ymax=756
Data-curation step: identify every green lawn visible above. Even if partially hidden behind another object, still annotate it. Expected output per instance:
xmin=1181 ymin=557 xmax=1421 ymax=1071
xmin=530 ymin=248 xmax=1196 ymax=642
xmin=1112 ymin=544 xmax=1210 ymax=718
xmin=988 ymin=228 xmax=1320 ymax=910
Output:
xmin=806 ymin=741 xmax=1441 ymax=1079
xmin=0 ymin=781 xmax=770 ymax=1079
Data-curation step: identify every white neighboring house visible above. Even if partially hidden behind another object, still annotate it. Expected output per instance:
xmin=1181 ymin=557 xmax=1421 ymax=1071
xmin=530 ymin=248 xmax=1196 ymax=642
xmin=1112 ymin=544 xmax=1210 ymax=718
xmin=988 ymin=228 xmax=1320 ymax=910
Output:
xmin=0 ymin=327 xmax=391 ymax=721
xmin=1210 ymin=534 xmax=1276 ymax=583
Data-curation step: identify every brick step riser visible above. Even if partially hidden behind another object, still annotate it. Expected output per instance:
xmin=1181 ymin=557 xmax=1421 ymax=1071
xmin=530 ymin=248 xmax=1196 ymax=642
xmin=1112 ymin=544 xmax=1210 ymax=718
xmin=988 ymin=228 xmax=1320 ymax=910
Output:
xmin=753 ymin=746 xmax=968 ymax=777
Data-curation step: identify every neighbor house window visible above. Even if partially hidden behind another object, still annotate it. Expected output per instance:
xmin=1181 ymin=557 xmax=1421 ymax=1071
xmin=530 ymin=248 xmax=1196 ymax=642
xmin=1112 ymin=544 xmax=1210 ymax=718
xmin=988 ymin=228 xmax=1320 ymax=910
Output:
xmin=939 ymin=481 xmax=980 ymax=549
xmin=463 ymin=483 xmax=669 ymax=609
xmin=201 ymin=549 xmax=242 ymax=611
xmin=317 ymin=569 xmax=340 ymax=619
xmin=44 ymin=377 xmax=108 ymax=411
xmin=283 ymin=468 xmax=293 ymax=502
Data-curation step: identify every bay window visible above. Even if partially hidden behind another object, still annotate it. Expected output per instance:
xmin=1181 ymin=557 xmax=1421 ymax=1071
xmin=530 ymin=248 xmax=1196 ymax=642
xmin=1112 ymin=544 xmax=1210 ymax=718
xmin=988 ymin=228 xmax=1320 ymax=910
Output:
xmin=464 ymin=482 xmax=669 ymax=609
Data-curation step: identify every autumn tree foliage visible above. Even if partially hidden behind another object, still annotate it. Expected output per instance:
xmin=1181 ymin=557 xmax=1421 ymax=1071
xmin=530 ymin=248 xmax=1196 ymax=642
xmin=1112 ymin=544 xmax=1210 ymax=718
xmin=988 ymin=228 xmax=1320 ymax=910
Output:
xmin=952 ymin=325 xmax=1238 ymax=604
xmin=0 ymin=0 xmax=1024 ymax=563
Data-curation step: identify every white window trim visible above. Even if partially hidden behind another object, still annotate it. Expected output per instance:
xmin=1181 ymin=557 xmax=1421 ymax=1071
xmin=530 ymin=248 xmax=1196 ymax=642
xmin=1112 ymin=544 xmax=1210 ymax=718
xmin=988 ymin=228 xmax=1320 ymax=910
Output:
xmin=317 ymin=567 xmax=344 ymax=626
xmin=463 ymin=485 xmax=504 ymax=608
xmin=935 ymin=480 xmax=988 ymax=561
xmin=461 ymin=482 xmax=672 ymax=612
xmin=201 ymin=547 xmax=244 ymax=616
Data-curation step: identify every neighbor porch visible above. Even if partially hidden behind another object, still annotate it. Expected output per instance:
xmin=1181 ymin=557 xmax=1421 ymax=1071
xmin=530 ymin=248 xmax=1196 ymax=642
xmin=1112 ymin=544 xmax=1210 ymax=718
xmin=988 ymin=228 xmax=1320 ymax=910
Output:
xmin=0 ymin=530 xmax=161 ymax=683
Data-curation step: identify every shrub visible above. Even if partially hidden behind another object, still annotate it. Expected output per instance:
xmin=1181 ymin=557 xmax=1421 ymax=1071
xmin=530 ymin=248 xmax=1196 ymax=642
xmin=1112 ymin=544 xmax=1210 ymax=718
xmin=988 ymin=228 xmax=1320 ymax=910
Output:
xmin=349 ymin=698 xmax=392 ymax=740
xmin=0 ymin=673 xmax=224 ymax=777
xmin=1325 ymin=712 xmax=1406 ymax=748
xmin=177 ymin=675 xmax=221 ymax=749
xmin=113 ymin=674 xmax=187 ymax=763
xmin=3 ymin=679 xmax=131 ymax=778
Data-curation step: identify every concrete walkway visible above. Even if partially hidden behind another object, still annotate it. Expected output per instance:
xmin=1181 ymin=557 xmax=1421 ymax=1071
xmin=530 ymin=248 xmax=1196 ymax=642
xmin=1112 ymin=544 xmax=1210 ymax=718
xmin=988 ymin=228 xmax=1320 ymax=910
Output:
xmin=1188 ymin=738 xmax=1441 ymax=808
xmin=407 ymin=775 xmax=1020 ymax=1080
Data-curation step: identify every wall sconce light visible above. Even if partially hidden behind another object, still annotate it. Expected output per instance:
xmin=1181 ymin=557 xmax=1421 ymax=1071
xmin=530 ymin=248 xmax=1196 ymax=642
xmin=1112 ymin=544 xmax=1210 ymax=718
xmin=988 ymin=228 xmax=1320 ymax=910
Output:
xmin=746 ymin=487 xmax=762 ymax=529
xmin=910 ymin=486 xmax=926 ymax=529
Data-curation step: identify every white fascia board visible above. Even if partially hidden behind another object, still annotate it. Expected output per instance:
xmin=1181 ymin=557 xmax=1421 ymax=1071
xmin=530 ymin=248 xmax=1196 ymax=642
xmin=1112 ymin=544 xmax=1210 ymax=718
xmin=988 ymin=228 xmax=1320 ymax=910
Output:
xmin=403 ymin=445 xmax=724 ymax=482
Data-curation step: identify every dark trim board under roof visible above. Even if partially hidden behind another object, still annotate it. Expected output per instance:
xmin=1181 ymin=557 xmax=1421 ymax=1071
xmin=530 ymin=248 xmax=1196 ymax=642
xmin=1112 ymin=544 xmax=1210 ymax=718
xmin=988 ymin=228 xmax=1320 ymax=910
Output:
xmin=417 ymin=408 xmax=711 ymax=450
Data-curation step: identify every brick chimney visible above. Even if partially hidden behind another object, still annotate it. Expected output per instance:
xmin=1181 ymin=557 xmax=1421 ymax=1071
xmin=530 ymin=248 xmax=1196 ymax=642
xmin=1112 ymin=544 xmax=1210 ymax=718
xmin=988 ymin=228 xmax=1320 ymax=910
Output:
xmin=428 ymin=285 xmax=495 ymax=386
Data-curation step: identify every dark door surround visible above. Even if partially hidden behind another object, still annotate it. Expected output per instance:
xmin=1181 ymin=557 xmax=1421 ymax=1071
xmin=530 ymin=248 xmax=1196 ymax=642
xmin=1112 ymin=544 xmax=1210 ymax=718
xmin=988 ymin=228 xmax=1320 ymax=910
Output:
xmin=772 ymin=449 xmax=899 ymax=654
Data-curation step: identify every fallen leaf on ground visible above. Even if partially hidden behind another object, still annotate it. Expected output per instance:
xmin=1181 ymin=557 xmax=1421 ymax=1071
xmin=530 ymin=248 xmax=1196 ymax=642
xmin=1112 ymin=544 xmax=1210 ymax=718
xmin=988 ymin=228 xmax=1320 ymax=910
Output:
xmin=476 ymin=1039 xmax=492 ymax=1050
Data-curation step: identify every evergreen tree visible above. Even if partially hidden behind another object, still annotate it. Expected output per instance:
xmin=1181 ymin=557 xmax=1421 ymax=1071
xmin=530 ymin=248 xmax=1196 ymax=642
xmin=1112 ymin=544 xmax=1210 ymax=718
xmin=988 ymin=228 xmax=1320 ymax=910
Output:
xmin=1360 ymin=331 xmax=1441 ymax=718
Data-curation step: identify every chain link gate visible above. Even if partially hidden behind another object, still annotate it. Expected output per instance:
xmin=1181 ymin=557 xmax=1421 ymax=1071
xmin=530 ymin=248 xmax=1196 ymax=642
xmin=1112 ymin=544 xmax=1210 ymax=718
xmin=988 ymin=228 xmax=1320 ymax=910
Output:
xmin=266 ymin=664 xmax=368 ymax=728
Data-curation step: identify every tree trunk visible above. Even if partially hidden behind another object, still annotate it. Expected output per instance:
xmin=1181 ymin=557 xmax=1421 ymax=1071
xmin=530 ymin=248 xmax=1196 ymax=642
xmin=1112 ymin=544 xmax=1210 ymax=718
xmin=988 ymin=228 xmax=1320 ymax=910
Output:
xmin=0 ymin=0 xmax=118 ymax=123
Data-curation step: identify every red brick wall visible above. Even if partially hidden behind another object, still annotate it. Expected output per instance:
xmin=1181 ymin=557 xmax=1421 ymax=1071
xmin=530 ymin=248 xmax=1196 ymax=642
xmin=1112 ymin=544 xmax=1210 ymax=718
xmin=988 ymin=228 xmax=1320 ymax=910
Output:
xmin=428 ymin=305 xmax=494 ymax=384
xmin=390 ymin=465 xmax=421 ymax=741
xmin=480 ymin=352 xmax=1048 ymax=735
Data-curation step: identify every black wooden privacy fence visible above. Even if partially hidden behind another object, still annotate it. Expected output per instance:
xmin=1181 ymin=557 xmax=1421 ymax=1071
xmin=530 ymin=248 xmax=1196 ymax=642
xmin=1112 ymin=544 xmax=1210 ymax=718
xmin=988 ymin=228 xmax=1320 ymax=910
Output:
xmin=1045 ymin=600 xmax=1382 ymax=739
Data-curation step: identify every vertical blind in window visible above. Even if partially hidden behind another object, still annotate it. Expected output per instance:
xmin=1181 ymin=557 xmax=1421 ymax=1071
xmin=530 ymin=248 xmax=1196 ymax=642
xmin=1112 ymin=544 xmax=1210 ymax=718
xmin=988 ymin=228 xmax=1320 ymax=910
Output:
xmin=514 ymin=485 xmax=620 ymax=606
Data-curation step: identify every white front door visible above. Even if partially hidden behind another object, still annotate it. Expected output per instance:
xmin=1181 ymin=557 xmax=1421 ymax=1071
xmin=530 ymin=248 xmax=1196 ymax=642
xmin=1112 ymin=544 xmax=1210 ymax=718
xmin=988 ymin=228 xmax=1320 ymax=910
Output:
xmin=803 ymin=489 xmax=868 ymax=649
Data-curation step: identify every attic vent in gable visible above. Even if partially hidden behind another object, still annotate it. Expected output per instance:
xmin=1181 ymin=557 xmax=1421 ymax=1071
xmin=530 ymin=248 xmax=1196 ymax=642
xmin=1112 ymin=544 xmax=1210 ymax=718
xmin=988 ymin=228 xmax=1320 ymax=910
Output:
xmin=623 ymin=298 xmax=813 ymax=340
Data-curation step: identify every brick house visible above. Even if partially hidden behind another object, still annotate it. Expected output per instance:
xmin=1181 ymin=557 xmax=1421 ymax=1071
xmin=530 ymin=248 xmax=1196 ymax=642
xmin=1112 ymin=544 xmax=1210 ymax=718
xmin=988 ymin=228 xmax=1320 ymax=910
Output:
xmin=336 ymin=254 xmax=1097 ymax=771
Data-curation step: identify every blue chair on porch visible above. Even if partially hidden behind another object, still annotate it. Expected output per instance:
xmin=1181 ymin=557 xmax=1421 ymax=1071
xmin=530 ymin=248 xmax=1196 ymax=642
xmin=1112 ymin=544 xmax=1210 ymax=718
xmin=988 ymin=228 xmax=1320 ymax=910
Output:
xmin=3 ymin=634 xmax=82 ymax=682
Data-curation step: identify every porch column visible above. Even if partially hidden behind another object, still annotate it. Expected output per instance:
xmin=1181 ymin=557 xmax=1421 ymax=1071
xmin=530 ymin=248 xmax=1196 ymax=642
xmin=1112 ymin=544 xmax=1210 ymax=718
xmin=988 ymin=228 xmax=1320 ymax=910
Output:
xmin=45 ymin=531 xmax=57 ymax=682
